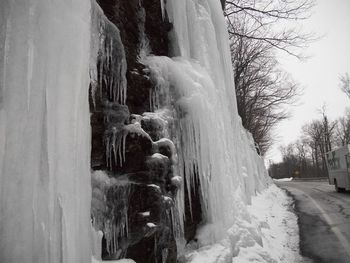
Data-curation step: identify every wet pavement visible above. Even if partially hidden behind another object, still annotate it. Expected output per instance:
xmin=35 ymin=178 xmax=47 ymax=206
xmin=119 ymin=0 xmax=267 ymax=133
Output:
xmin=277 ymin=180 xmax=350 ymax=263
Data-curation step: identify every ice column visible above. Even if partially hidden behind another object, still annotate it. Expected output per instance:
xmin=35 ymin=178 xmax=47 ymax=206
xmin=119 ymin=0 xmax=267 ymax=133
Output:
xmin=0 ymin=0 xmax=92 ymax=262
xmin=143 ymin=0 xmax=270 ymax=244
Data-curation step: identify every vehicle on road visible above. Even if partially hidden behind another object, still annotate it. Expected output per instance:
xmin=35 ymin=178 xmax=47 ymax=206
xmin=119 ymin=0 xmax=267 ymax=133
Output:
xmin=326 ymin=145 xmax=350 ymax=192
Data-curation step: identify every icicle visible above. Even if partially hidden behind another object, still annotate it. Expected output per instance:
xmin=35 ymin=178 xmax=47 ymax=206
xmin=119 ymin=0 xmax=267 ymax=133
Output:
xmin=91 ymin=171 xmax=131 ymax=257
xmin=90 ymin=1 xmax=127 ymax=105
xmin=160 ymin=0 xmax=166 ymax=20
xmin=105 ymin=122 xmax=152 ymax=169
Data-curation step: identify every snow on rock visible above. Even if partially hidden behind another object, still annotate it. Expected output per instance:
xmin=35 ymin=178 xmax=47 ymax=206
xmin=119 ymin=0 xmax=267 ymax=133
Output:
xmin=146 ymin=222 xmax=157 ymax=228
xmin=274 ymin=177 xmax=293 ymax=182
xmin=183 ymin=185 xmax=305 ymax=263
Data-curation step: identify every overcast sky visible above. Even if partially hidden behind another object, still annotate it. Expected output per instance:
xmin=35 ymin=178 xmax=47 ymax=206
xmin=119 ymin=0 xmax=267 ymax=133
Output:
xmin=266 ymin=0 xmax=350 ymax=163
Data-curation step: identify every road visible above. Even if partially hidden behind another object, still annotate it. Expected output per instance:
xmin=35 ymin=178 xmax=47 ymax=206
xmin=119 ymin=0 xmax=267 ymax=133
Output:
xmin=277 ymin=180 xmax=350 ymax=263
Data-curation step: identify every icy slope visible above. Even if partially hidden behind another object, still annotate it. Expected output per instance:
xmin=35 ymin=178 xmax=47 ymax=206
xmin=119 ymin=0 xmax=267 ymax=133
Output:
xmin=0 ymin=0 xmax=92 ymax=262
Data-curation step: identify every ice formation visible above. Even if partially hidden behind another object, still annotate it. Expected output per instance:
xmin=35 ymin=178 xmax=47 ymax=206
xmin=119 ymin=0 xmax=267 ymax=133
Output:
xmin=0 ymin=0 xmax=92 ymax=262
xmin=90 ymin=1 xmax=127 ymax=106
xmin=143 ymin=0 xmax=271 ymax=245
xmin=0 ymin=0 xmax=271 ymax=262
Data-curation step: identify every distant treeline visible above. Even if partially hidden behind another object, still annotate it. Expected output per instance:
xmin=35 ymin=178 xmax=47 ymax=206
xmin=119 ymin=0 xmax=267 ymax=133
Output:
xmin=269 ymin=107 xmax=350 ymax=179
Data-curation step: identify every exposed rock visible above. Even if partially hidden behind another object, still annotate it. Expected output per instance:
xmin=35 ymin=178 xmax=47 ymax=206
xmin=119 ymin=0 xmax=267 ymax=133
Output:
xmin=89 ymin=0 xmax=207 ymax=261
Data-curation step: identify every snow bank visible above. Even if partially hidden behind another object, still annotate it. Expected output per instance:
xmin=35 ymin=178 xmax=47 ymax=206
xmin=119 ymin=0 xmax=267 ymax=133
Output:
xmin=183 ymin=185 xmax=304 ymax=263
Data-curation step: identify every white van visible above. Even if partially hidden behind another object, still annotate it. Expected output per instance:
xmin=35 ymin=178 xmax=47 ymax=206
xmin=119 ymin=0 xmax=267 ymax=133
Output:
xmin=326 ymin=145 xmax=350 ymax=192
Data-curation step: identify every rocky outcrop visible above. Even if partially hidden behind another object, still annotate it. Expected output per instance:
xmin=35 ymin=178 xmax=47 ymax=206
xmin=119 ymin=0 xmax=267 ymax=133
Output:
xmin=90 ymin=1 xmax=180 ymax=262
xmin=89 ymin=0 xmax=216 ymax=261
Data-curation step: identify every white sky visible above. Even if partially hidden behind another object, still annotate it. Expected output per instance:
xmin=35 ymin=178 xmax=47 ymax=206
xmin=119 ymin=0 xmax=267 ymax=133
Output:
xmin=266 ymin=0 xmax=350 ymax=163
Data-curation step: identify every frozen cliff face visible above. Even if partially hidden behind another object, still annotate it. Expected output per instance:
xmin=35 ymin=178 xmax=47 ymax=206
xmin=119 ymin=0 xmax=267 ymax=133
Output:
xmin=143 ymin=0 xmax=271 ymax=246
xmin=0 ymin=0 xmax=270 ymax=262
xmin=0 ymin=0 xmax=92 ymax=262
xmin=91 ymin=0 xmax=270 ymax=261
xmin=89 ymin=1 xmax=180 ymax=262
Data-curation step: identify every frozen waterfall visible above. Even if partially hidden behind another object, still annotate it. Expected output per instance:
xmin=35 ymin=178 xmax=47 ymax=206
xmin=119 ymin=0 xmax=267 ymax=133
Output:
xmin=0 ymin=0 xmax=92 ymax=262
xmin=144 ymin=0 xmax=270 ymax=244
xmin=0 ymin=0 xmax=270 ymax=262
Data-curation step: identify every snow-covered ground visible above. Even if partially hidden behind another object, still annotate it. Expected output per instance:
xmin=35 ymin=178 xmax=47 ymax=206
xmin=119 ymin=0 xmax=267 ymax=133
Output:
xmin=181 ymin=184 xmax=305 ymax=263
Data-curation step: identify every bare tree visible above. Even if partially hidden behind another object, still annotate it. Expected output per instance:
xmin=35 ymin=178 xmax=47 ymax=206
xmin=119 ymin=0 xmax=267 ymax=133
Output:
xmin=225 ymin=0 xmax=316 ymax=58
xmin=224 ymin=0 xmax=315 ymax=155
xmin=229 ymin=13 xmax=300 ymax=155
xmin=300 ymin=108 xmax=336 ymax=176
xmin=302 ymin=120 xmax=323 ymax=172
xmin=334 ymin=109 xmax=350 ymax=146
xmin=339 ymin=73 xmax=350 ymax=98
xmin=270 ymin=109 xmax=348 ymax=179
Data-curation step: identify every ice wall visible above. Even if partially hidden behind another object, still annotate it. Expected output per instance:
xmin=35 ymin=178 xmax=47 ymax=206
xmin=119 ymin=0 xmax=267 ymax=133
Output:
xmin=0 ymin=0 xmax=92 ymax=262
xmin=143 ymin=0 xmax=271 ymax=245
xmin=0 ymin=0 xmax=271 ymax=261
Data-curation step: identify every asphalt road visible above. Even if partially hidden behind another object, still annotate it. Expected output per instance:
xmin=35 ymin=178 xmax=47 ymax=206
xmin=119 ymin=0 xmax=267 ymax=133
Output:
xmin=277 ymin=180 xmax=350 ymax=263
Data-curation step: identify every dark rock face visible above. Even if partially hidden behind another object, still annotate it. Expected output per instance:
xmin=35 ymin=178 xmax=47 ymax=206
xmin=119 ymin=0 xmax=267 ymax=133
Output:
xmin=184 ymin=171 xmax=203 ymax=242
xmin=90 ymin=0 xmax=212 ymax=261
xmin=90 ymin=1 xmax=179 ymax=262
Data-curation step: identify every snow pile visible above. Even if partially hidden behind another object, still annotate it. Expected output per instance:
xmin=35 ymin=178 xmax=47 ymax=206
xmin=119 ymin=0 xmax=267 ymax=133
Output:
xmin=233 ymin=184 xmax=303 ymax=263
xmin=0 ymin=0 xmax=92 ymax=262
xmin=183 ymin=185 xmax=304 ymax=263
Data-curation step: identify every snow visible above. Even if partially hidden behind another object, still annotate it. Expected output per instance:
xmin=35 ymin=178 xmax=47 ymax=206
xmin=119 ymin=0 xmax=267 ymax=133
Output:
xmin=274 ymin=177 xmax=293 ymax=182
xmin=237 ymin=185 xmax=304 ymax=263
xmin=139 ymin=211 xmax=151 ymax=217
xmin=0 ymin=0 xmax=92 ymax=262
xmin=146 ymin=223 xmax=157 ymax=228
xmin=183 ymin=185 xmax=305 ymax=263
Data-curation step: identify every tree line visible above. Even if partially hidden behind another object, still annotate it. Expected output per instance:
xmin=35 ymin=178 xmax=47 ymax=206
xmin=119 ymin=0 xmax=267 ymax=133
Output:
xmin=269 ymin=106 xmax=350 ymax=179
xmin=223 ymin=1 xmax=349 ymax=178
xmin=224 ymin=0 xmax=316 ymax=155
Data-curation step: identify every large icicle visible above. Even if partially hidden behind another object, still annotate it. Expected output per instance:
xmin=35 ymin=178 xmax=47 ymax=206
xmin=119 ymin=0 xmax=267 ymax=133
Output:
xmin=0 ymin=0 xmax=92 ymax=262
